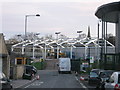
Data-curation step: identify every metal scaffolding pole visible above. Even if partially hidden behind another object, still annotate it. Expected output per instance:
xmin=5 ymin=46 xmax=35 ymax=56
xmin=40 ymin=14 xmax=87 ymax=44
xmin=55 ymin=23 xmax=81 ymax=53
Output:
xmin=70 ymin=46 xmax=73 ymax=59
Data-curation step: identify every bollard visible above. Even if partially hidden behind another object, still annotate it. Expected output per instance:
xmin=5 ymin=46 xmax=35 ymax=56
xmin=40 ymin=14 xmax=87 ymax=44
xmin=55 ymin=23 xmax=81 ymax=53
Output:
xmin=36 ymin=75 xmax=40 ymax=80
xmin=80 ymin=76 xmax=84 ymax=81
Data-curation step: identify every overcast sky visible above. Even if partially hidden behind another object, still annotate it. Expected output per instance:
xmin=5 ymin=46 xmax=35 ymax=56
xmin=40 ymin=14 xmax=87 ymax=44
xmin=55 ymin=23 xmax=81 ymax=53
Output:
xmin=0 ymin=0 xmax=119 ymax=40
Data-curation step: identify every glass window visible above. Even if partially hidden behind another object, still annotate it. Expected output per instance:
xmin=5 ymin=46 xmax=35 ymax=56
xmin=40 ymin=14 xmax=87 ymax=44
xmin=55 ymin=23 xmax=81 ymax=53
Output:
xmin=99 ymin=72 xmax=107 ymax=78
xmin=17 ymin=59 xmax=22 ymax=64
xmin=90 ymin=72 xmax=98 ymax=77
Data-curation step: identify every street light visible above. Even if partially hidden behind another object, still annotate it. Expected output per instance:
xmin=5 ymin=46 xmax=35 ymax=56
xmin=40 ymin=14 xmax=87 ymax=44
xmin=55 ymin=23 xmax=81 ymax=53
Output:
xmin=17 ymin=34 xmax=22 ymax=42
xmin=55 ymin=32 xmax=61 ymax=59
xmin=24 ymin=14 xmax=40 ymax=40
xmin=77 ymin=31 xmax=82 ymax=39
xmin=55 ymin=32 xmax=61 ymax=41
xmin=33 ymin=33 xmax=40 ymax=41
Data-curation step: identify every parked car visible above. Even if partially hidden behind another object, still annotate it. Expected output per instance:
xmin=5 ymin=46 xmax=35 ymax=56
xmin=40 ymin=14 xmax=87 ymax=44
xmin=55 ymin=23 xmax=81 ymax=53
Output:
xmin=23 ymin=65 xmax=37 ymax=80
xmin=96 ymin=70 xmax=114 ymax=89
xmin=88 ymin=72 xmax=100 ymax=85
xmin=99 ymin=70 xmax=114 ymax=81
xmin=91 ymin=69 xmax=101 ymax=75
xmin=0 ymin=72 xmax=13 ymax=90
xmin=25 ymin=65 xmax=37 ymax=74
xmin=104 ymin=72 xmax=120 ymax=90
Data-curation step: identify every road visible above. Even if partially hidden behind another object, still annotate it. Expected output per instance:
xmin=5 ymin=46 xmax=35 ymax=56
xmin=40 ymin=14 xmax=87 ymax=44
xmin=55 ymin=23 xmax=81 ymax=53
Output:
xmin=21 ymin=70 xmax=88 ymax=89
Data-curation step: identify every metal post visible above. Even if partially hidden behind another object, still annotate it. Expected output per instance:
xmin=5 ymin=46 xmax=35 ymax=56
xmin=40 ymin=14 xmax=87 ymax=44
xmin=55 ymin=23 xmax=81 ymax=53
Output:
xmin=57 ymin=34 xmax=58 ymax=59
xmin=101 ymin=20 xmax=104 ymax=68
xmin=105 ymin=22 xmax=107 ymax=53
xmin=33 ymin=44 xmax=35 ymax=60
xmin=85 ymin=46 xmax=87 ymax=59
xmin=97 ymin=20 xmax=100 ymax=67
xmin=57 ymin=46 xmax=59 ymax=59
xmin=88 ymin=46 xmax=90 ymax=75
xmin=25 ymin=16 xmax=27 ymax=40
xmin=22 ymin=46 xmax=25 ymax=55
xmin=24 ymin=14 xmax=40 ymax=40
xmin=44 ymin=41 xmax=46 ymax=60
xmin=70 ymin=46 xmax=73 ymax=59
xmin=55 ymin=32 xmax=61 ymax=59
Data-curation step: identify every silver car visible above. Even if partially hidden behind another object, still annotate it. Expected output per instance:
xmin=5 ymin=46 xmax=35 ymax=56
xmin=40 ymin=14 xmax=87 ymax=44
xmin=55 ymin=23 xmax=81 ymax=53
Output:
xmin=0 ymin=72 xmax=13 ymax=90
xmin=105 ymin=72 xmax=120 ymax=90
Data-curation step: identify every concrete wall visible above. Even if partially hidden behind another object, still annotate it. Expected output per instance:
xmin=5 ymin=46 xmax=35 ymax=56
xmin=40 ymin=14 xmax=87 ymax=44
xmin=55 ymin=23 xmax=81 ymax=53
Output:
xmin=13 ymin=65 xmax=24 ymax=79
xmin=16 ymin=65 xmax=24 ymax=79
xmin=2 ymin=56 xmax=10 ymax=78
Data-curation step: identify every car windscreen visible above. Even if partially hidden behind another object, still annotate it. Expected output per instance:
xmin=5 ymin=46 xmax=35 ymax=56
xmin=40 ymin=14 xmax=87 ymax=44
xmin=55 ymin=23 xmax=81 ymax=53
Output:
xmin=106 ymin=71 xmax=114 ymax=77
xmin=118 ymin=74 xmax=120 ymax=83
xmin=91 ymin=69 xmax=100 ymax=75
xmin=99 ymin=71 xmax=113 ymax=78
xmin=90 ymin=72 xmax=98 ymax=77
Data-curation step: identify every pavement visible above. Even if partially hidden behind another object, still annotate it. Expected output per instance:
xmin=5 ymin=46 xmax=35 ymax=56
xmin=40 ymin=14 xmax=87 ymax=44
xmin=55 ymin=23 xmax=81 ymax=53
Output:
xmin=11 ymin=75 xmax=39 ymax=88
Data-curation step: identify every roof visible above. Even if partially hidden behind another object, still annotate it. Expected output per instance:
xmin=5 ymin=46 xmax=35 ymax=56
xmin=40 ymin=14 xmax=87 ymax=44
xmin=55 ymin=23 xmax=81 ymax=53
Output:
xmin=12 ymin=37 xmax=115 ymax=50
xmin=0 ymin=33 xmax=9 ymax=55
xmin=95 ymin=1 xmax=120 ymax=23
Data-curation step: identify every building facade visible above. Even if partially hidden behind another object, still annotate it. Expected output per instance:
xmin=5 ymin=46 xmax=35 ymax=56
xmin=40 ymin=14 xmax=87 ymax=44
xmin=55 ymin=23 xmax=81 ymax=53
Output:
xmin=95 ymin=1 xmax=120 ymax=70
xmin=0 ymin=33 xmax=10 ymax=78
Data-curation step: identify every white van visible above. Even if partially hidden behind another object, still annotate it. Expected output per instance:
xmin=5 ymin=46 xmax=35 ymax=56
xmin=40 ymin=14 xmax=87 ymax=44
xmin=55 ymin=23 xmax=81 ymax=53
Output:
xmin=58 ymin=58 xmax=71 ymax=74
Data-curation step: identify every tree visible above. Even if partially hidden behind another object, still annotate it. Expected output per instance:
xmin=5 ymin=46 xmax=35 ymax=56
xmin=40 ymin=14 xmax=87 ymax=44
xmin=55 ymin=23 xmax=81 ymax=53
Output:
xmin=7 ymin=32 xmax=40 ymax=43
xmin=44 ymin=34 xmax=54 ymax=40
xmin=59 ymin=34 xmax=68 ymax=40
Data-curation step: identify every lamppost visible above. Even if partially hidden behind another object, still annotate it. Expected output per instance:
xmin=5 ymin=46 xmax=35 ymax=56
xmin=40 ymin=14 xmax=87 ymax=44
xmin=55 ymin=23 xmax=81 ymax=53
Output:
xmin=77 ymin=31 xmax=82 ymax=39
xmin=55 ymin=32 xmax=61 ymax=41
xmin=24 ymin=14 xmax=40 ymax=40
xmin=55 ymin=32 xmax=61 ymax=59
xmin=17 ymin=34 xmax=22 ymax=42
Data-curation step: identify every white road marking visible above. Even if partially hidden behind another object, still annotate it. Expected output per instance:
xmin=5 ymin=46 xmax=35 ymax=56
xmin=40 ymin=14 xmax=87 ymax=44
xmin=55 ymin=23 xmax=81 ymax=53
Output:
xmin=24 ymin=84 xmax=31 ymax=88
xmin=75 ymin=76 xmax=88 ymax=90
xmin=24 ymin=81 xmax=44 ymax=88
xmin=15 ymin=78 xmax=36 ymax=88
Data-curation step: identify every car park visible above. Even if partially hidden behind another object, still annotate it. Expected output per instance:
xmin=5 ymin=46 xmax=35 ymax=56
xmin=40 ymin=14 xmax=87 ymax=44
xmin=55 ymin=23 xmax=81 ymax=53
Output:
xmin=104 ymin=72 xmax=120 ymax=90
xmin=0 ymin=72 xmax=13 ymax=90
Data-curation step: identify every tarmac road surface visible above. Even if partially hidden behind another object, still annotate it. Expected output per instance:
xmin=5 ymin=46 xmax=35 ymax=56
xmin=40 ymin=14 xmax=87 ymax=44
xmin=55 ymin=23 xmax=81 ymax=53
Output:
xmin=21 ymin=70 xmax=88 ymax=89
